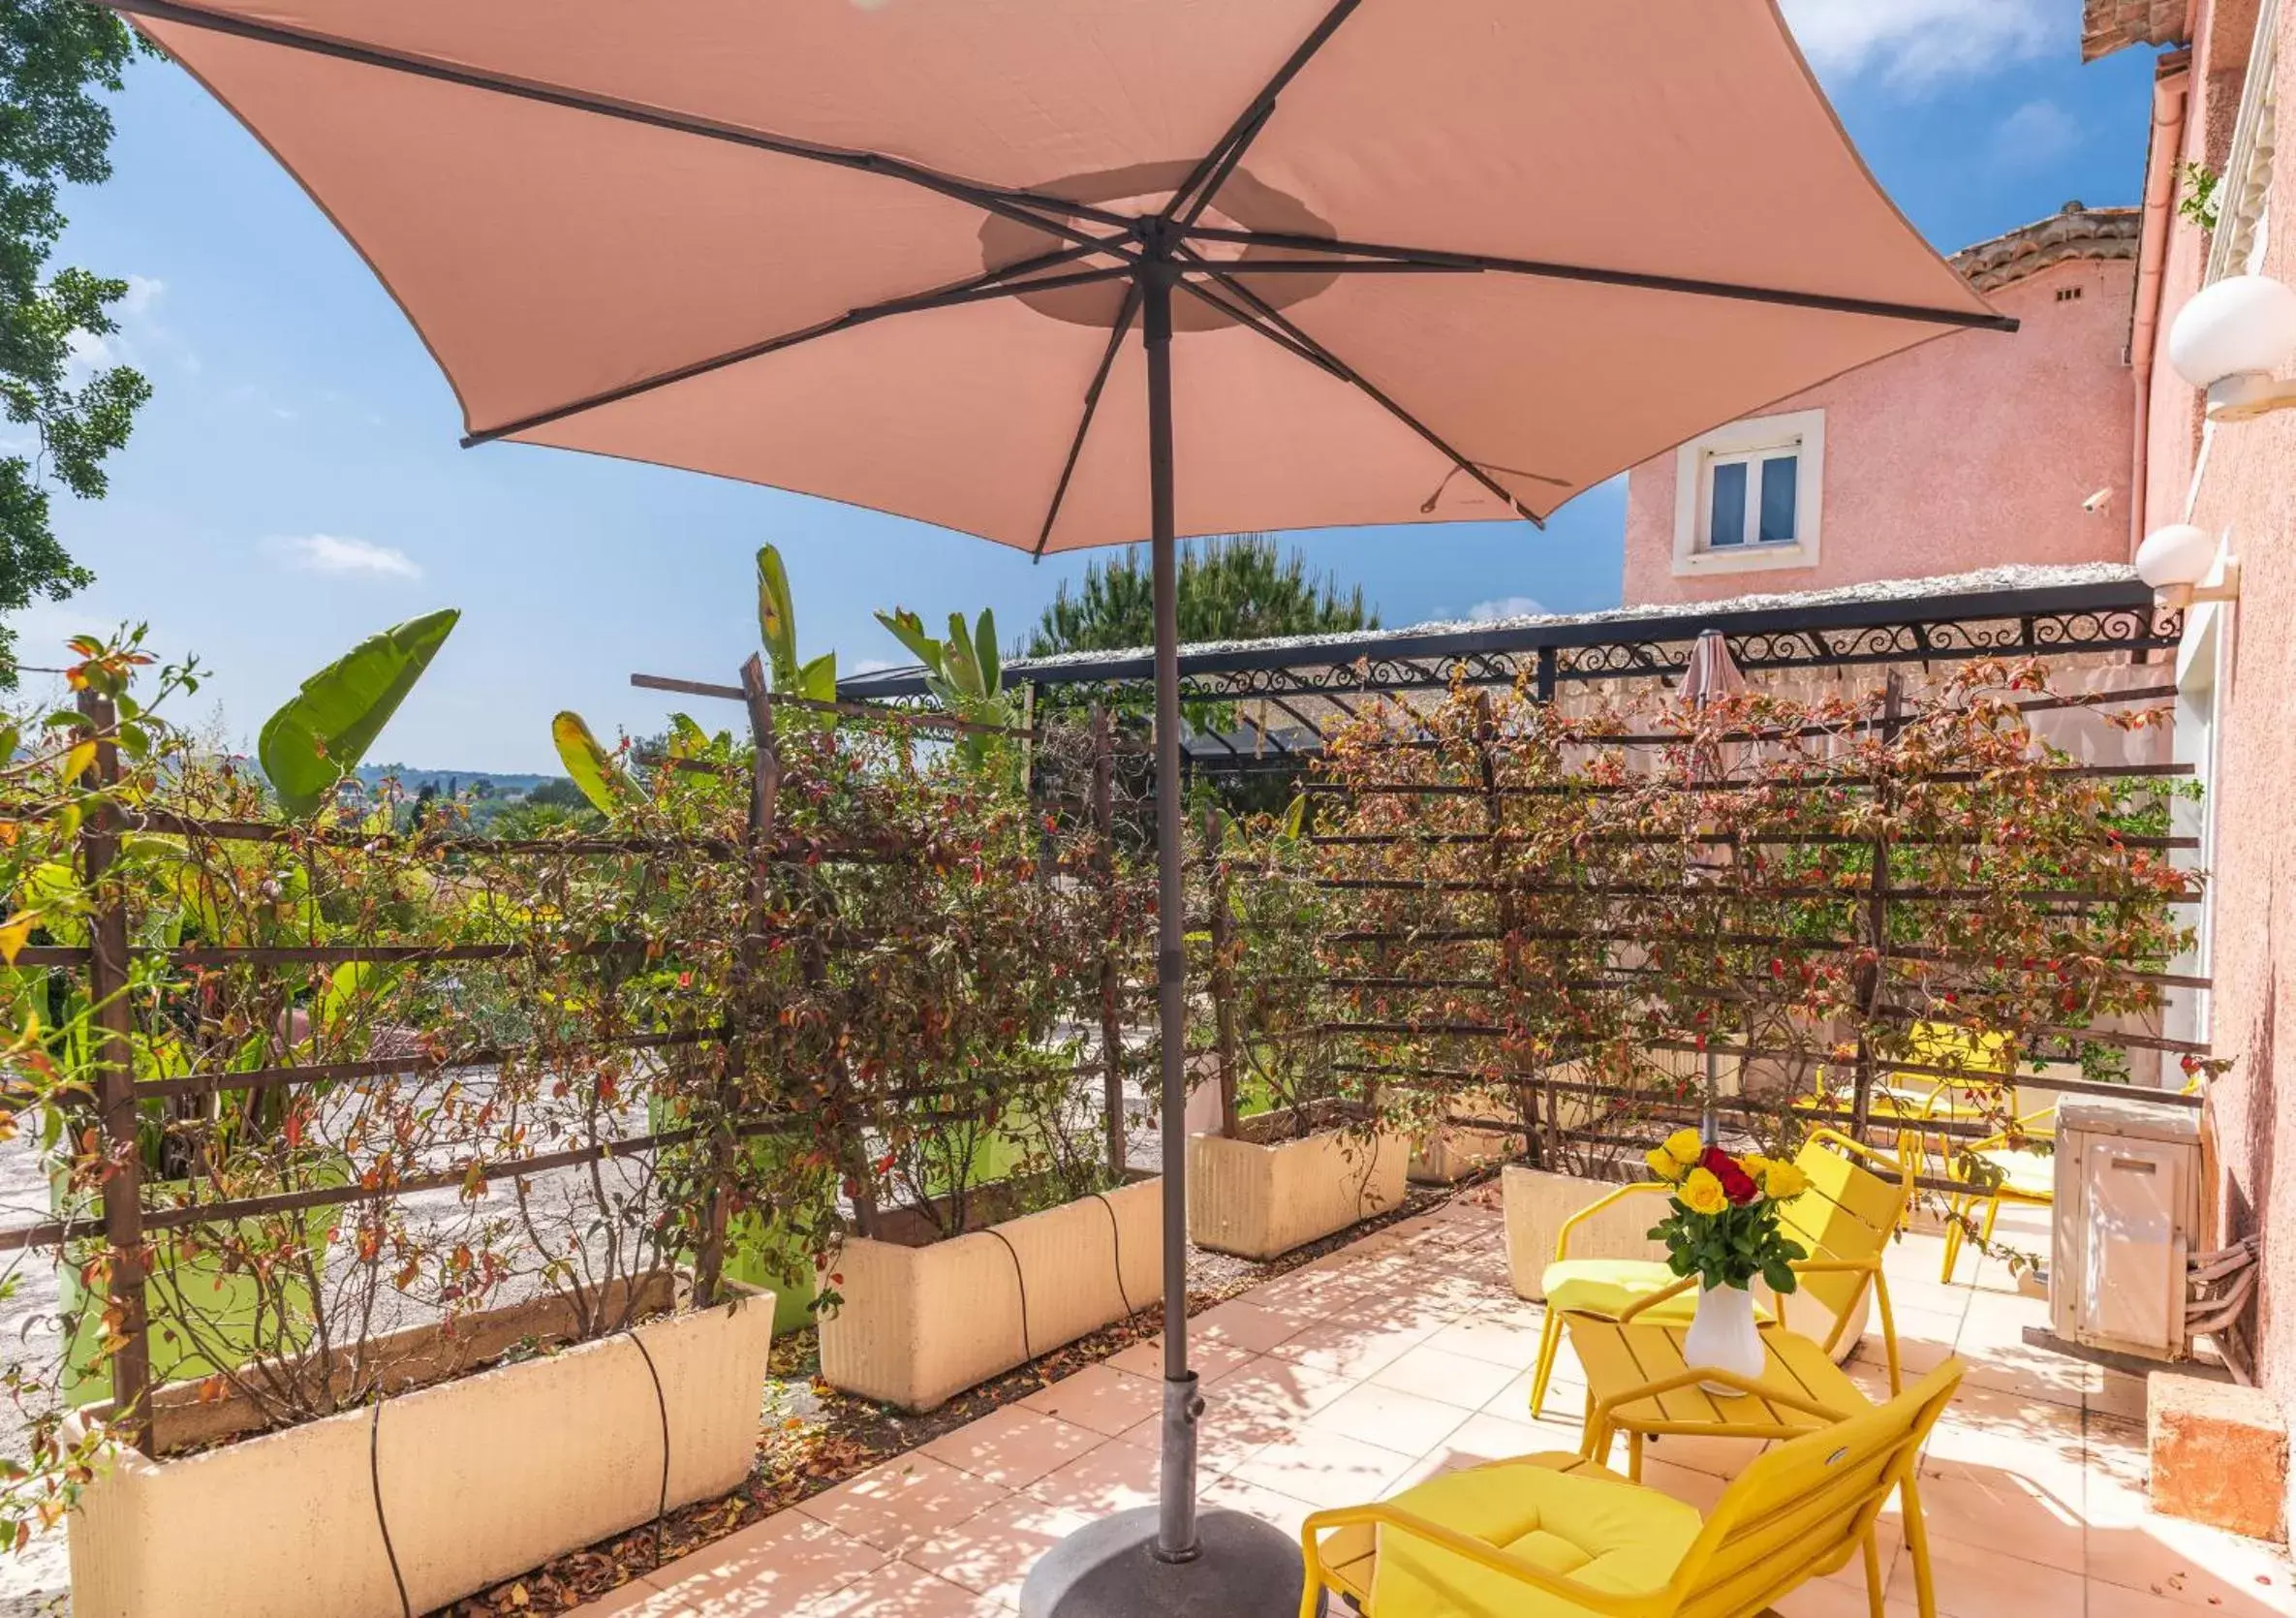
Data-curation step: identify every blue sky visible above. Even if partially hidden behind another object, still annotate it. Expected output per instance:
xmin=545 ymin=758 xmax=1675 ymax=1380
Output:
xmin=16 ymin=0 xmax=2165 ymax=773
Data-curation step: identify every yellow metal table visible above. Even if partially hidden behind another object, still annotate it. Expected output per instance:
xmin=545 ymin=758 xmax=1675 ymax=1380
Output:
xmin=1564 ymin=1315 xmax=1869 ymax=1481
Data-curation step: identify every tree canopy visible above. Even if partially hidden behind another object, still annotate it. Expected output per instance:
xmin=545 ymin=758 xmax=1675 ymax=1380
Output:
xmin=0 ymin=4 xmax=153 ymax=682
xmin=1022 ymin=534 xmax=1377 ymax=658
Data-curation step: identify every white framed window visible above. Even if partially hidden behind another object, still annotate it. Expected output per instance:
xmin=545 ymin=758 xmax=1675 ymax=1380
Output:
xmin=1671 ymin=409 xmax=1825 ymax=576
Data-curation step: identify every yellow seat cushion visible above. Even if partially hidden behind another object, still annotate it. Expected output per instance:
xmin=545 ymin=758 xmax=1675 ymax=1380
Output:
xmin=1970 ymin=1147 xmax=2053 ymax=1200
xmin=1542 ymin=1259 xmax=1773 ymax=1326
xmin=1372 ymin=1452 xmax=1704 ymax=1618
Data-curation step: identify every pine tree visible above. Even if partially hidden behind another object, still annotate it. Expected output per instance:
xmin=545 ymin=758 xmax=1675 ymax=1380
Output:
xmin=1023 ymin=534 xmax=1377 ymax=658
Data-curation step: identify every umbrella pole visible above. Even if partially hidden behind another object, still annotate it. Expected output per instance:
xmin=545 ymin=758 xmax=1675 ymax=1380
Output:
xmin=1019 ymin=249 xmax=1302 ymax=1618
xmin=1141 ymin=261 xmax=1201 ymax=1564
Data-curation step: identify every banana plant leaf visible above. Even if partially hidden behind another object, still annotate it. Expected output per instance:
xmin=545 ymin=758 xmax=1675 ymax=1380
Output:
xmin=551 ymin=712 xmax=633 ymax=816
xmin=259 ymin=609 xmax=459 ymax=818
xmin=756 ymin=544 xmax=801 ymax=691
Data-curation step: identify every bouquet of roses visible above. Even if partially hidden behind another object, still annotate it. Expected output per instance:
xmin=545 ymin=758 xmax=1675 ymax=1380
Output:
xmin=1644 ymin=1129 xmax=1811 ymax=1293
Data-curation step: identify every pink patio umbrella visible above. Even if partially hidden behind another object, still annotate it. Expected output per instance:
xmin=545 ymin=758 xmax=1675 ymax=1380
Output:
xmin=114 ymin=1 xmax=2012 ymax=1608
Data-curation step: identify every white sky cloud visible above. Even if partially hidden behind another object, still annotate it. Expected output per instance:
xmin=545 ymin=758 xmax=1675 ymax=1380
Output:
xmin=267 ymin=533 xmax=423 ymax=580
xmin=1994 ymin=99 xmax=2084 ymax=168
xmin=1780 ymin=0 xmax=2059 ymax=88
xmin=121 ymin=274 xmax=165 ymax=316
xmin=1465 ymin=596 xmax=1545 ymax=622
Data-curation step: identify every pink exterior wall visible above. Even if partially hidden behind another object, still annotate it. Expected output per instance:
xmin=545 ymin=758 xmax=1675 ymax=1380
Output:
xmin=2154 ymin=0 xmax=2296 ymax=1502
xmin=1621 ymin=257 xmax=2136 ymax=607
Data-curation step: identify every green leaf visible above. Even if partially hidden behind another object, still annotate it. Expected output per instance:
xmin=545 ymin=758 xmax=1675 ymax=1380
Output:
xmin=258 ymin=609 xmax=458 ymax=818
xmin=797 ymin=651 xmax=838 ymax=705
xmin=666 ymin=713 xmax=708 ymax=760
xmin=874 ymin=608 xmax=946 ymax=678
xmin=550 ymin=712 xmax=630 ymax=816
xmin=972 ymin=607 xmax=1000 ymax=699
xmin=1762 ymin=1261 xmax=1798 ymax=1295
xmin=942 ymin=612 xmax=984 ymax=700
xmin=756 ymin=545 xmax=800 ymax=690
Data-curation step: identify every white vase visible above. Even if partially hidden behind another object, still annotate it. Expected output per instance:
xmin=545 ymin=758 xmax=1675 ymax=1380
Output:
xmin=1682 ymin=1282 xmax=1766 ymax=1394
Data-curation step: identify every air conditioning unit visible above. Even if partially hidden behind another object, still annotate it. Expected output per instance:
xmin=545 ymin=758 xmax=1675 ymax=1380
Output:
xmin=2049 ymin=1095 xmax=2203 ymax=1360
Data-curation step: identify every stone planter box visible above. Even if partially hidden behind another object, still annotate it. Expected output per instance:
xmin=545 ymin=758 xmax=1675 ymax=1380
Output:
xmin=1409 ymin=1119 xmax=1518 ymax=1184
xmin=820 ymin=1177 xmax=1163 ymax=1413
xmin=68 ymin=1296 xmax=775 ymax=1618
xmin=1189 ymin=1124 xmax=1411 ymax=1260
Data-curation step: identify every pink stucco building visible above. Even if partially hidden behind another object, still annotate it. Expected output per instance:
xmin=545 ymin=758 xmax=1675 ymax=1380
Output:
xmin=1620 ymin=204 xmax=2141 ymax=607
xmin=1621 ymin=0 xmax=2296 ymax=1540
xmin=2099 ymin=0 xmax=2296 ymax=1540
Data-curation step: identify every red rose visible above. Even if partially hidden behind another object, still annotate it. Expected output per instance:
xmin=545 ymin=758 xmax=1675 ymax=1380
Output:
xmin=1701 ymin=1144 xmax=1761 ymax=1205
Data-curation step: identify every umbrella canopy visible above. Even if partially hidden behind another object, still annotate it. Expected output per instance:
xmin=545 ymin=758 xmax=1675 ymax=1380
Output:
xmin=129 ymin=0 xmax=2003 ymax=555
xmin=120 ymin=0 xmax=2013 ymax=1599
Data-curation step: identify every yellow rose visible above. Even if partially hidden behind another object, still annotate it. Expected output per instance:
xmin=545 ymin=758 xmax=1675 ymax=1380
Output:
xmin=1678 ymin=1167 xmax=1728 ymax=1217
xmin=1760 ymin=1159 xmax=1809 ymax=1200
xmin=1661 ymin=1128 xmax=1703 ymax=1168
xmin=1645 ymin=1145 xmax=1687 ymax=1183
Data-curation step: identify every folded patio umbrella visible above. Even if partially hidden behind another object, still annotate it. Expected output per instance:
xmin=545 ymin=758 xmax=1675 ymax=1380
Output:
xmin=118 ymin=0 xmax=2011 ymax=1608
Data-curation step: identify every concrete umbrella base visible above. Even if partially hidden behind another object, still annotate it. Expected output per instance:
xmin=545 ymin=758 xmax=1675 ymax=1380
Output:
xmin=1018 ymin=1506 xmax=1307 ymax=1618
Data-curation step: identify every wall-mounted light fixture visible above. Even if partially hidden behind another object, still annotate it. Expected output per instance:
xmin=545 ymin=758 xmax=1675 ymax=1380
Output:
xmin=2168 ymin=274 xmax=2296 ymax=421
xmin=2136 ymin=521 xmax=2241 ymax=609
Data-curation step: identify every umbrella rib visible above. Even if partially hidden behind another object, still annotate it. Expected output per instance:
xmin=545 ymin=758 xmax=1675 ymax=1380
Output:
xmin=1172 ymin=102 xmax=1273 ymax=232
xmin=1167 ymin=275 xmax=1345 ymax=378
xmin=106 ymin=0 xmax=1136 ymax=251
xmin=1033 ymin=282 xmax=1144 ymax=561
xmin=1164 ymin=0 xmax=1365 ymax=225
xmin=1182 ymin=225 xmax=2021 ymax=332
xmin=462 ymin=258 xmax=1131 ymax=448
xmin=1175 ymin=255 xmax=1545 ymax=527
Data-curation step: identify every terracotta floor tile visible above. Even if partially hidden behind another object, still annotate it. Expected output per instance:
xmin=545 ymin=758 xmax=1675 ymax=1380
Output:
xmin=642 ymin=1510 xmax=890 ymax=1617
xmin=1370 ymin=1341 xmax=1528 ymax=1410
xmin=1102 ymin=1336 xmax=1256 ymax=1384
xmin=1413 ymin=1409 xmax=1579 ymax=1472
xmin=1307 ymin=1381 xmax=1474 ymax=1456
xmin=1907 ymin=1455 xmax=2086 ymax=1572
xmin=1768 ymin=1576 xmax=1920 ymax=1618
xmin=1017 ymin=1363 xmax=1164 ymax=1437
xmin=1265 ymin=1319 xmax=1427 ymax=1381
xmin=1630 ymin=1429 xmax=1769 ymax=1479
xmin=1423 ymin=1311 xmax=1549 ymax=1368
xmin=1887 ymin=1532 xmax=2086 ymax=1618
xmin=794 ymin=1454 xmax=1011 ymax=1556
xmin=1231 ymin=1425 xmax=1419 ymax=1509
xmin=798 ymin=1561 xmax=1014 ymax=1618
xmin=908 ymin=1493 xmax=1093 ymax=1609
xmin=592 ymin=1202 xmax=2281 ymax=1618
xmin=1022 ymin=1435 xmax=1165 ymax=1514
xmin=1193 ymin=1297 xmax=1318 ymax=1353
xmin=2085 ymin=1474 xmax=2296 ymax=1613
xmin=919 ymin=1407 xmax=1103 ymax=1489
xmin=574 ymin=1576 xmax=682 ymax=1616
xmin=1205 ymin=1354 xmax=1359 ymax=1420
xmin=1634 ymin=1455 xmax=1730 ymax=1512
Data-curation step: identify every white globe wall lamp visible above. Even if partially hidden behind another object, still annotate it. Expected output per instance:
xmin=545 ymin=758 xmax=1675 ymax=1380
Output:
xmin=2136 ymin=521 xmax=2240 ymax=610
xmin=2168 ymin=274 xmax=2296 ymax=422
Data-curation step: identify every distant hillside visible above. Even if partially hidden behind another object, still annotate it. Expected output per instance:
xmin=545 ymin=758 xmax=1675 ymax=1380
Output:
xmin=353 ymin=764 xmax=560 ymax=796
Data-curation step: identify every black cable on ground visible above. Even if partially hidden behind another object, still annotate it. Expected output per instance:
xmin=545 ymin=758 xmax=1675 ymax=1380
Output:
xmin=984 ymin=1225 xmax=1035 ymax=1360
xmin=370 ymin=1397 xmax=414 ymax=1618
xmin=1090 ymin=1190 xmax=1136 ymax=1319
xmin=628 ymin=1327 xmax=672 ymax=1571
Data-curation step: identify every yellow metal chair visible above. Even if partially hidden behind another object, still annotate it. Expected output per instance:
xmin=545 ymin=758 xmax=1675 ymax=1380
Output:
xmin=1937 ymin=1102 xmax=2057 ymax=1282
xmin=1798 ymin=1021 xmax=2015 ymax=1169
xmin=1528 ymin=1129 xmax=1910 ymax=1416
xmin=1299 ymin=1358 xmax=1964 ymax=1618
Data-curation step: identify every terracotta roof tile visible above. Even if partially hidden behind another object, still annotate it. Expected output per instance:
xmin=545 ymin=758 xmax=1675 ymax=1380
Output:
xmin=1947 ymin=202 xmax=2142 ymax=292
xmin=2080 ymin=0 xmax=2188 ymax=61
